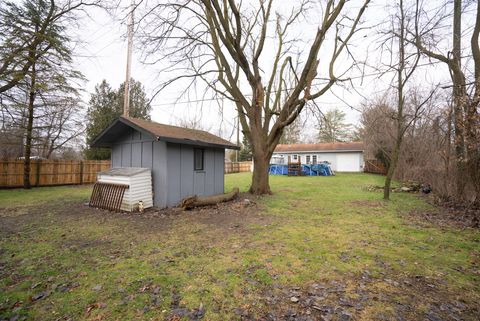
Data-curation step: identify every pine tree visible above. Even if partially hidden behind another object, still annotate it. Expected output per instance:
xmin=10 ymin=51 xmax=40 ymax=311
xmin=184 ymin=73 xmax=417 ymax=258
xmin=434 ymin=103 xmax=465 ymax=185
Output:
xmin=84 ymin=79 xmax=152 ymax=159
xmin=84 ymin=80 xmax=118 ymax=160
xmin=317 ymin=108 xmax=353 ymax=142
xmin=238 ymin=135 xmax=252 ymax=161
xmin=117 ymin=79 xmax=152 ymax=120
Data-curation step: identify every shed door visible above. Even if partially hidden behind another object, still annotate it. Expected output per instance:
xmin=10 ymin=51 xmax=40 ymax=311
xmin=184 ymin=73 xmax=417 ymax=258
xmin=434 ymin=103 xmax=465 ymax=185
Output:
xmin=336 ymin=153 xmax=360 ymax=172
xmin=194 ymin=171 xmax=206 ymax=196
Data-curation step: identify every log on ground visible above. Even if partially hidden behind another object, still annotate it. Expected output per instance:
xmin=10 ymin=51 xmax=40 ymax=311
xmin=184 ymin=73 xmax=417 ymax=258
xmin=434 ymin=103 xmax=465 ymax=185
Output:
xmin=179 ymin=187 xmax=240 ymax=210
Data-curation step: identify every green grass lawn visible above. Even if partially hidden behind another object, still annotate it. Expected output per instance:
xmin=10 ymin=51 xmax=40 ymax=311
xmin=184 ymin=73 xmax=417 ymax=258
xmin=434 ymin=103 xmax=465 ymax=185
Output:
xmin=0 ymin=185 xmax=92 ymax=208
xmin=0 ymin=173 xmax=478 ymax=320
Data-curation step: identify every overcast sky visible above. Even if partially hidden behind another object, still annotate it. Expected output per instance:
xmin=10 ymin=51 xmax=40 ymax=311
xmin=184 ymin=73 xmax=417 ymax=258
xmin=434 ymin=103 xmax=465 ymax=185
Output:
xmin=72 ymin=0 xmax=458 ymax=143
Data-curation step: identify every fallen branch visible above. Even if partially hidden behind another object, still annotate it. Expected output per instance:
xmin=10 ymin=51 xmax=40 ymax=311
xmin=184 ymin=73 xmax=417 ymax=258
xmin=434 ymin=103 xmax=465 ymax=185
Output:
xmin=179 ymin=187 xmax=240 ymax=210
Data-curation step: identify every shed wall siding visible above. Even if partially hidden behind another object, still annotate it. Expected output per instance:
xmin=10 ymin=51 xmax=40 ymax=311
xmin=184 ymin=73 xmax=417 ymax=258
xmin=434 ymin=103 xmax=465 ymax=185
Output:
xmin=166 ymin=143 xmax=224 ymax=207
xmin=110 ymin=127 xmax=225 ymax=208
xmin=214 ymin=149 xmax=225 ymax=194
xmin=166 ymin=144 xmax=181 ymax=207
xmin=180 ymin=145 xmax=194 ymax=198
xmin=152 ymin=141 xmax=168 ymax=208
xmin=111 ymin=128 xmax=168 ymax=208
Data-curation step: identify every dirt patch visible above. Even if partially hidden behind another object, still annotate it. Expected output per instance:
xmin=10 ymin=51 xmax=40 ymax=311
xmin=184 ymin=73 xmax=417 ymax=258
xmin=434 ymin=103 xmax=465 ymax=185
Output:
xmin=238 ymin=272 xmax=480 ymax=321
xmin=407 ymin=209 xmax=479 ymax=229
xmin=100 ymin=192 xmax=273 ymax=238
xmin=349 ymin=200 xmax=385 ymax=208
xmin=406 ymin=195 xmax=480 ymax=229
xmin=59 ymin=237 xmax=113 ymax=251
xmin=0 ymin=193 xmax=269 ymax=239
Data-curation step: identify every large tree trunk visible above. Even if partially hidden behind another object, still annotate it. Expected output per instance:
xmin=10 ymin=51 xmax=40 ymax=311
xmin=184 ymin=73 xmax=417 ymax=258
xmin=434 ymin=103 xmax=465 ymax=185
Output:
xmin=465 ymin=100 xmax=480 ymax=201
xmin=250 ymin=151 xmax=271 ymax=195
xmin=451 ymin=0 xmax=469 ymax=199
xmin=248 ymin=120 xmax=273 ymax=194
xmin=467 ymin=0 xmax=480 ymax=202
xmin=23 ymin=61 xmax=36 ymax=189
xmin=451 ymin=72 xmax=467 ymax=199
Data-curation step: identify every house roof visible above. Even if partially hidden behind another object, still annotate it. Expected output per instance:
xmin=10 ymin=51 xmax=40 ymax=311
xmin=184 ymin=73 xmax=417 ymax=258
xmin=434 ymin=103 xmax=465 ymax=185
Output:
xmin=91 ymin=116 xmax=240 ymax=150
xmin=274 ymin=142 xmax=364 ymax=153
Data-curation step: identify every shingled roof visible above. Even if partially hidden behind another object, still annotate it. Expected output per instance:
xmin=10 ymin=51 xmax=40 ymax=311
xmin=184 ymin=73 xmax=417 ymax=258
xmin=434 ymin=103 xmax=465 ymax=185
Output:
xmin=274 ymin=142 xmax=364 ymax=153
xmin=91 ymin=116 xmax=239 ymax=150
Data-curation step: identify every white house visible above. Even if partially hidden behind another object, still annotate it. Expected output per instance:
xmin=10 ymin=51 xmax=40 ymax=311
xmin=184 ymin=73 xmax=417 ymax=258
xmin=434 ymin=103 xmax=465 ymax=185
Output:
xmin=271 ymin=142 xmax=364 ymax=172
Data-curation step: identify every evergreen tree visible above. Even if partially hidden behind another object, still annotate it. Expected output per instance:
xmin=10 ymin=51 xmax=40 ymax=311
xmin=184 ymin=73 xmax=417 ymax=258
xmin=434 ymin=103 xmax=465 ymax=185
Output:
xmin=238 ymin=135 xmax=252 ymax=161
xmin=317 ymin=108 xmax=353 ymax=142
xmin=118 ymin=79 xmax=152 ymax=120
xmin=84 ymin=79 xmax=152 ymax=159
xmin=84 ymin=80 xmax=118 ymax=160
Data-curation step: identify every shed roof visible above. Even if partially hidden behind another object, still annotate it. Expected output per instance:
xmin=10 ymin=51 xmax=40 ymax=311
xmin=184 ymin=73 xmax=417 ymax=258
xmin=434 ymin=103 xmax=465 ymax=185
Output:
xmin=274 ymin=142 xmax=364 ymax=153
xmin=91 ymin=116 xmax=240 ymax=150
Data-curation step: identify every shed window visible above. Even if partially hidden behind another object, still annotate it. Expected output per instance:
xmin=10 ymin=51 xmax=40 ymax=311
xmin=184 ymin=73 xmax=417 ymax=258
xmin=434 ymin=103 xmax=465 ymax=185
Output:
xmin=194 ymin=148 xmax=204 ymax=170
xmin=306 ymin=155 xmax=311 ymax=164
xmin=312 ymin=155 xmax=317 ymax=164
xmin=293 ymin=154 xmax=298 ymax=160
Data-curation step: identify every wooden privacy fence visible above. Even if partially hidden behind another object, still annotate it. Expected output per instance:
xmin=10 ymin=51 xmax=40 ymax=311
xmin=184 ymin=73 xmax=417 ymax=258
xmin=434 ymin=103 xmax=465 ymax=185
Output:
xmin=364 ymin=159 xmax=387 ymax=175
xmin=2 ymin=159 xmax=251 ymax=187
xmin=0 ymin=159 xmax=111 ymax=188
xmin=225 ymin=161 xmax=252 ymax=174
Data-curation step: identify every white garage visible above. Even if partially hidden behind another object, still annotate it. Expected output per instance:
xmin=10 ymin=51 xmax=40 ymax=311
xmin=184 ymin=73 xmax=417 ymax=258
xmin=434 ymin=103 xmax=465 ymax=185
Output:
xmin=271 ymin=142 xmax=364 ymax=172
xmin=336 ymin=152 xmax=363 ymax=172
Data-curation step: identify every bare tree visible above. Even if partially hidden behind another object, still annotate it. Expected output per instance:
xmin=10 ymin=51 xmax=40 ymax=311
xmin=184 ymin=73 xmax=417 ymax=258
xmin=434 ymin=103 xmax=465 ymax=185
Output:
xmin=414 ymin=0 xmax=480 ymax=201
xmin=361 ymin=92 xmax=458 ymax=200
xmin=279 ymin=114 xmax=303 ymax=145
xmin=139 ymin=0 xmax=370 ymax=194
xmin=0 ymin=118 xmax=24 ymax=159
xmin=34 ymin=97 xmax=85 ymax=159
xmin=176 ymin=114 xmax=212 ymax=132
xmin=1 ymin=73 xmax=85 ymax=165
xmin=375 ymin=0 xmax=437 ymax=200
xmin=360 ymin=96 xmax=396 ymax=166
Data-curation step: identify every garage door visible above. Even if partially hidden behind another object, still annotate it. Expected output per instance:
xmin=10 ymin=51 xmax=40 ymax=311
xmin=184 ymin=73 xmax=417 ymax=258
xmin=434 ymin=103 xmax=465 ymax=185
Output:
xmin=336 ymin=153 xmax=361 ymax=172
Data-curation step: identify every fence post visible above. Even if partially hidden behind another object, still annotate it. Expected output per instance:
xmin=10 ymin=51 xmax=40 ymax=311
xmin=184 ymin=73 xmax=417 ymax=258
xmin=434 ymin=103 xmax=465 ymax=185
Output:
xmin=79 ymin=160 xmax=84 ymax=185
xmin=35 ymin=160 xmax=41 ymax=187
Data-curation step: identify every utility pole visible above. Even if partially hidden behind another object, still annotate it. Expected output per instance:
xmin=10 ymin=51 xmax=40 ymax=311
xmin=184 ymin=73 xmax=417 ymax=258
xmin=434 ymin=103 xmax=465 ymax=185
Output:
xmin=236 ymin=115 xmax=239 ymax=162
xmin=123 ymin=0 xmax=134 ymax=118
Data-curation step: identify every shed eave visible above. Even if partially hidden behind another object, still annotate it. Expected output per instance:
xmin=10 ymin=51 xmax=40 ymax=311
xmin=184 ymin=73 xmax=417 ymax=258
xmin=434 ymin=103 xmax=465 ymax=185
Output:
xmin=157 ymin=136 xmax=240 ymax=150
xmin=89 ymin=117 xmax=157 ymax=148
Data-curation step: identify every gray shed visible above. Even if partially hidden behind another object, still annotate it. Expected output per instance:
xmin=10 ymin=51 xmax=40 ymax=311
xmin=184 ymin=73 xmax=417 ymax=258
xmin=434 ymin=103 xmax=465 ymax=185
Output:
xmin=91 ymin=116 xmax=239 ymax=208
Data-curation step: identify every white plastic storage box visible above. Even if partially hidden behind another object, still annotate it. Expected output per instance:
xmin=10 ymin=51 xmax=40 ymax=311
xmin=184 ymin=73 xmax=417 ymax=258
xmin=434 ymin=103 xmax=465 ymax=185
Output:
xmin=97 ymin=167 xmax=153 ymax=212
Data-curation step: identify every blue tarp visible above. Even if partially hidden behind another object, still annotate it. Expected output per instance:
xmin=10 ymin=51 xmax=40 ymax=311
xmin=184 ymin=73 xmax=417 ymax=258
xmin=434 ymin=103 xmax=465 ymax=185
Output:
xmin=269 ymin=164 xmax=289 ymax=175
xmin=269 ymin=163 xmax=334 ymax=176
